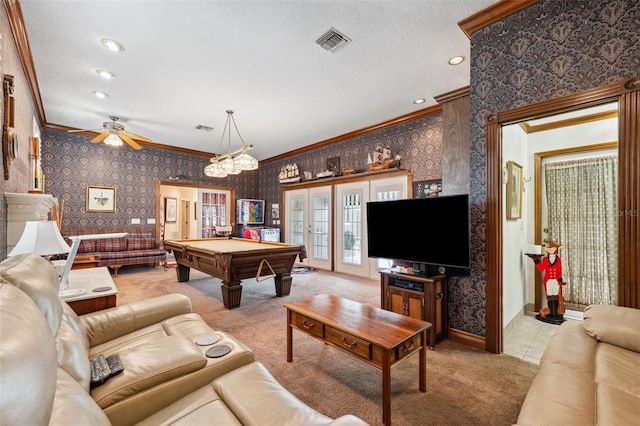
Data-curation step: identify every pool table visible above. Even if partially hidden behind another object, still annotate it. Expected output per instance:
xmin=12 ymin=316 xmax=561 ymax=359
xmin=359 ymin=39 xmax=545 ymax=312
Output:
xmin=163 ymin=237 xmax=306 ymax=309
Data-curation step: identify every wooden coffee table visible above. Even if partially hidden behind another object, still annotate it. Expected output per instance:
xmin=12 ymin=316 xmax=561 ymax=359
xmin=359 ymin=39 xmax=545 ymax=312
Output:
xmin=285 ymin=294 xmax=431 ymax=425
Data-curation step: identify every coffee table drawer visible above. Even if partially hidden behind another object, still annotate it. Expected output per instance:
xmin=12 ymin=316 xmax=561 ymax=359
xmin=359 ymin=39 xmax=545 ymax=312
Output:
xmin=291 ymin=312 xmax=324 ymax=338
xmin=396 ymin=334 xmax=421 ymax=361
xmin=326 ymin=326 xmax=371 ymax=360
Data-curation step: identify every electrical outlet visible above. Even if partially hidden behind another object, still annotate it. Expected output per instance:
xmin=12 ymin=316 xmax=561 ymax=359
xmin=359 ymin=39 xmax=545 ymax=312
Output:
xmin=147 ymin=218 xmax=155 ymax=224
xmin=131 ymin=218 xmax=141 ymax=224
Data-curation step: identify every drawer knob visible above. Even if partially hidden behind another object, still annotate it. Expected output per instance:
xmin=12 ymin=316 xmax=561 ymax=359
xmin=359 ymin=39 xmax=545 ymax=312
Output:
xmin=341 ymin=336 xmax=357 ymax=349
xmin=301 ymin=319 xmax=315 ymax=330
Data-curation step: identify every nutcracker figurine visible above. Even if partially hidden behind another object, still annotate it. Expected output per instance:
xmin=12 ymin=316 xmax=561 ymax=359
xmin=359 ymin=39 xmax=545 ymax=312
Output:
xmin=526 ymin=240 xmax=566 ymax=324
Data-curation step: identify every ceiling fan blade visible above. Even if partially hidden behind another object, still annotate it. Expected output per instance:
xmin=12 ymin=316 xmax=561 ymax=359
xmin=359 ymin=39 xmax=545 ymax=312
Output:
xmin=68 ymin=128 xmax=102 ymax=133
xmin=90 ymin=132 xmax=110 ymax=143
xmin=120 ymin=134 xmax=142 ymax=150
xmin=123 ymin=131 xmax=152 ymax=142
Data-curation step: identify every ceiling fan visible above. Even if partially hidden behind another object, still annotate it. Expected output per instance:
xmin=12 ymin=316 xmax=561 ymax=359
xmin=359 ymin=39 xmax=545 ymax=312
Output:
xmin=68 ymin=116 xmax=151 ymax=150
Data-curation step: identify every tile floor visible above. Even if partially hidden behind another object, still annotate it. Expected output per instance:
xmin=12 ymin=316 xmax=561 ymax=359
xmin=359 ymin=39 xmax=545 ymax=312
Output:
xmin=504 ymin=314 xmax=564 ymax=364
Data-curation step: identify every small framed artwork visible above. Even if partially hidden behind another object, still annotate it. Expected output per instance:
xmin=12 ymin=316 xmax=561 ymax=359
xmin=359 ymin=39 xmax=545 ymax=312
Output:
xmin=86 ymin=186 xmax=116 ymax=212
xmin=413 ymin=179 xmax=442 ymax=198
xmin=165 ymin=197 xmax=178 ymax=223
xmin=506 ymin=161 xmax=523 ymax=219
xmin=236 ymin=199 xmax=265 ymax=224
xmin=326 ymin=156 xmax=340 ymax=173
xmin=271 ymin=203 xmax=280 ymax=219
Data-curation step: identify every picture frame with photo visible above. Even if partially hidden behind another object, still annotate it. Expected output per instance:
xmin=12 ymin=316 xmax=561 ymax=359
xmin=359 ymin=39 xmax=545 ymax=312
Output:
xmin=413 ymin=179 xmax=442 ymax=198
xmin=165 ymin=197 xmax=178 ymax=223
xmin=86 ymin=186 xmax=116 ymax=212
xmin=506 ymin=160 xmax=523 ymax=220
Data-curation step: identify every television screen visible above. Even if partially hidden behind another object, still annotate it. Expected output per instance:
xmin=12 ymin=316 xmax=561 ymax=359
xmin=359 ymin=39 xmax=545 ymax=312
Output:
xmin=366 ymin=194 xmax=470 ymax=273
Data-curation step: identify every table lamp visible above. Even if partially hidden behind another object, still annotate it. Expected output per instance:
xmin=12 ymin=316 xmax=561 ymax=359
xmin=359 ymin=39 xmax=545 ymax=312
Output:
xmin=8 ymin=220 xmax=70 ymax=258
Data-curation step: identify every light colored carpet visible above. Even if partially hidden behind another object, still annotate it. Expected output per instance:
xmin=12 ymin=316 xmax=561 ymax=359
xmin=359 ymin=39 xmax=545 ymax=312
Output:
xmin=113 ymin=265 xmax=537 ymax=425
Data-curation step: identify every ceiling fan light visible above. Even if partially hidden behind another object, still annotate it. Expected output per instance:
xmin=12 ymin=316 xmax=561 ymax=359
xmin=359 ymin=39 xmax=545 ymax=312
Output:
xmin=104 ymin=134 xmax=123 ymax=147
xmin=234 ymin=152 xmax=258 ymax=170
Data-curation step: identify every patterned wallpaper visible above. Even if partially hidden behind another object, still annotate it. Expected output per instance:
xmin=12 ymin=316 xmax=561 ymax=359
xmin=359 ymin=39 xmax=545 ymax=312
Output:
xmin=41 ymin=113 xmax=443 ymax=233
xmin=258 ymin=114 xmax=443 ymax=226
xmin=457 ymin=0 xmax=640 ymax=336
xmin=41 ymin=130 xmax=260 ymax=232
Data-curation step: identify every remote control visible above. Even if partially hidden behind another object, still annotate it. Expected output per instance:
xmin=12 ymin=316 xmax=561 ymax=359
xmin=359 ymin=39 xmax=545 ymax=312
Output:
xmin=106 ymin=353 xmax=124 ymax=377
xmin=90 ymin=355 xmax=111 ymax=385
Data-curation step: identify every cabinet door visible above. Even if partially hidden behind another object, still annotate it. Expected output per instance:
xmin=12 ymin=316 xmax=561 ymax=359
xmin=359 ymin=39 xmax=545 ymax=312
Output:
xmin=405 ymin=292 xmax=424 ymax=320
xmin=388 ymin=287 xmax=406 ymax=315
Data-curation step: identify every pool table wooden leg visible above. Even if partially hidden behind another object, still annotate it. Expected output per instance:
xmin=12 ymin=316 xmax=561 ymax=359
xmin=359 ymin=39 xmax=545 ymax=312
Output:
xmin=274 ymin=273 xmax=292 ymax=296
xmin=175 ymin=264 xmax=190 ymax=282
xmin=221 ymin=280 xmax=242 ymax=309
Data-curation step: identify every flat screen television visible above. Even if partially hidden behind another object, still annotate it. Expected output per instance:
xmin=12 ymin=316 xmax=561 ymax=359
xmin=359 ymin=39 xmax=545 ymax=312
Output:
xmin=366 ymin=194 xmax=470 ymax=276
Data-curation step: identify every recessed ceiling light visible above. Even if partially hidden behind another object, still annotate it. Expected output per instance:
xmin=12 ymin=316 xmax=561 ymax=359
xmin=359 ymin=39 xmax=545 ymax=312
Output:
xmin=101 ymin=39 xmax=125 ymax=52
xmin=413 ymin=98 xmax=426 ymax=105
xmin=448 ymin=56 xmax=465 ymax=65
xmin=91 ymin=90 xmax=109 ymax=99
xmin=96 ymin=69 xmax=116 ymax=80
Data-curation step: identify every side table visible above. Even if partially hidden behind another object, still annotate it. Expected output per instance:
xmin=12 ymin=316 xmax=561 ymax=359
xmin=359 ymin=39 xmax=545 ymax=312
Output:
xmin=58 ymin=266 xmax=117 ymax=315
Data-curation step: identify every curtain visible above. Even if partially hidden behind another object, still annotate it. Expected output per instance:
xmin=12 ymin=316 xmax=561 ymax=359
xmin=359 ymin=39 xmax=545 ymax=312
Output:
xmin=544 ymin=155 xmax=618 ymax=307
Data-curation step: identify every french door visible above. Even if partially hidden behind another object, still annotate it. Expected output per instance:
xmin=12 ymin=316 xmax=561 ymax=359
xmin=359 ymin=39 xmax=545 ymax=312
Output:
xmin=197 ymin=189 xmax=231 ymax=238
xmin=284 ymin=185 xmax=332 ymax=270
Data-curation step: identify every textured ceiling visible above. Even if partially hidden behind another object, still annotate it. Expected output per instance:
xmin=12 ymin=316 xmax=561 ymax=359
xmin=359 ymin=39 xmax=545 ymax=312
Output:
xmin=18 ymin=0 xmax=496 ymax=160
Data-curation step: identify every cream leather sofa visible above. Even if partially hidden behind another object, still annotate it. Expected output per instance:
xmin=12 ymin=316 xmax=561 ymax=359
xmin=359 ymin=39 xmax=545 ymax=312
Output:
xmin=0 ymin=254 xmax=367 ymax=426
xmin=516 ymin=304 xmax=640 ymax=425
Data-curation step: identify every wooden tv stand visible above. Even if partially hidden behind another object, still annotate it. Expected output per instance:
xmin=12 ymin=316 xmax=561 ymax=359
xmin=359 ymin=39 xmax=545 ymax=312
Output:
xmin=380 ymin=270 xmax=447 ymax=348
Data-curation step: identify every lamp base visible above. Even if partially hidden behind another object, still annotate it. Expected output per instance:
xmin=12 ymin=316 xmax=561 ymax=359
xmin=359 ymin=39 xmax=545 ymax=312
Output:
xmin=58 ymin=288 xmax=87 ymax=299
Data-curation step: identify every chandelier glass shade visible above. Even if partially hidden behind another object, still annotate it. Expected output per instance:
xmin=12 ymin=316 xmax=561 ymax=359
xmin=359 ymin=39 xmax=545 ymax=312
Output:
xmin=204 ymin=110 xmax=258 ymax=178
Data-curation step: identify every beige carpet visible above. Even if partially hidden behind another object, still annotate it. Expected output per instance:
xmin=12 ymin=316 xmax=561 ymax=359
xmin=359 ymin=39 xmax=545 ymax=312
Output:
xmin=113 ymin=265 xmax=537 ymax=426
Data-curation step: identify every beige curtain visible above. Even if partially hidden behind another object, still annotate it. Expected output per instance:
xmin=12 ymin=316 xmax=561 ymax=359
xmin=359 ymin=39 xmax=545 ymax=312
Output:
xmin=544 ymin=155 xmax=618 ymax=307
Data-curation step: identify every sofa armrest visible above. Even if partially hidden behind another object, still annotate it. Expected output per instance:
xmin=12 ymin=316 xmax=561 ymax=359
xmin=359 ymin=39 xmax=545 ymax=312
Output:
xmin=80 ymin=294 xmax=193 ymax=346
xmin=583 ymin=304 xmax=640 ymax=352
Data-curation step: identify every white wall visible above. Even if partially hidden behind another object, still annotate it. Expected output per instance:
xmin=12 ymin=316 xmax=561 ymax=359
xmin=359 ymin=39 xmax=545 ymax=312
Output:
xmin=159 ymin=185 xmax=198 ymax=239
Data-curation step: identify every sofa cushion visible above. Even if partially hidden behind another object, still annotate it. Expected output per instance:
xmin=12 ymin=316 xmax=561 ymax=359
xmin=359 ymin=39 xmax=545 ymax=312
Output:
xmin=127 ymin=237 xmax=156 ymax=250
xmin=0 ymin=254 xmax=63 ymax=335
xmin=212 ymin=361 xmax=336 ymax=425
xmin=91 ymin=335 xmax=207 ymax=409
xmin=583 ymin=304 xmax=640 ymax=352
xmin=0 ymin=283 xmax=58 ymax=426
xmin=97 ymin=237 xmax=128 ymax=252
xmin=56 ymin=312 xmax=91 ymax=390
xmin=77 ymin=239 xmax=97 ymax=254
xmin=134 ymin=385 xmax=242 ymax=426
xmin=51 ymin=367 xmax=111 ymax=425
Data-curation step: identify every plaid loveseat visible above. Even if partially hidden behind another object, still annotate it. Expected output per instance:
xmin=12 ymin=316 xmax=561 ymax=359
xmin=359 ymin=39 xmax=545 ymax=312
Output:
xmin=61 ymin=228 xmax=166 ymax=276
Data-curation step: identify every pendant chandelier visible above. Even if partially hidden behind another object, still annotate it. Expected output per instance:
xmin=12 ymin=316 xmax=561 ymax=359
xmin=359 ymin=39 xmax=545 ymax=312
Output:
xmin=204 ymin=110 xmax=258 ymax=178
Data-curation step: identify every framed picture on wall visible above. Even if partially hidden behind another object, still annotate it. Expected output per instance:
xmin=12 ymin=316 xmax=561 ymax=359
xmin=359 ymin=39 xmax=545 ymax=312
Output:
xmin=165 ymin=197 xmax=178 ymax=223
xmin=506 ymin=161 xmax=523 ymax=220
xmin=413 ymin=179 xmax=442 ymax=198
xmin=86 ymin=186 xmax=116 ymax=212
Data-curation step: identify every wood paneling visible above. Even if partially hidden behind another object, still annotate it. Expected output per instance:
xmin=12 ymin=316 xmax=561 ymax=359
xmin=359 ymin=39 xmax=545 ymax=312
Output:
xmin=440 ymin=93 xmax=470 ymax=195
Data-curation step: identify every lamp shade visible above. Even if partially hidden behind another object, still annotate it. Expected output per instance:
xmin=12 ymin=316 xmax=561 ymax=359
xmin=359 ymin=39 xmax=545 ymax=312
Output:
xmin=234 ymin=152 xmax=259 ymax=171
xmin=8 ymin=221 xmax=70 ymax=257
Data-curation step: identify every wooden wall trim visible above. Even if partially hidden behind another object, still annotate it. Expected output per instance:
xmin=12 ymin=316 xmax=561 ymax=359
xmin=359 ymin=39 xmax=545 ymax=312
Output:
xmin=261 ymin=104 xmax=442 ymax=165
xmin=458 ymin=0 xmax=539 ymax=38
xmin=619 ymin=88 xmax=640 ymax=308
xmin=447 ymin=327 xmax=486 ymax=351
xmin=4 ymin=0 xmax=46 ymax=125
xmin=434 ymin=86 xmax=470 ymax=104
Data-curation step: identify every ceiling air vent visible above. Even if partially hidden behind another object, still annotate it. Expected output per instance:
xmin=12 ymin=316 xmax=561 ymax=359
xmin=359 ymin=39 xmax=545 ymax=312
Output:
xmin=195 ymin=124 xmax=213 ymax=132
xmin=316 ymin=27 xmax=351 ymax=53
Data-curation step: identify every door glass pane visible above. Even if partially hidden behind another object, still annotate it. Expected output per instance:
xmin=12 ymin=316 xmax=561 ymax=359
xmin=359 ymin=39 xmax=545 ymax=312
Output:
xmin=312 ymin=195 xmax=329 ymax=261
xmin=342 ymin=193 xmax=362 ymax=265
xmin=200 ymin=191 xmax=227 ymax=238
xmin=290 ymin=197 xmax=305 ymax=245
